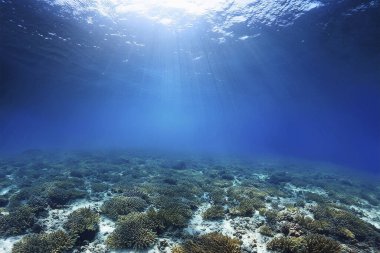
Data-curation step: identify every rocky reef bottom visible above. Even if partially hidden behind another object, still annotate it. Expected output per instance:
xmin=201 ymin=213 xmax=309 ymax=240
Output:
xmin=0 ymin=150 xmax=379 ymax=253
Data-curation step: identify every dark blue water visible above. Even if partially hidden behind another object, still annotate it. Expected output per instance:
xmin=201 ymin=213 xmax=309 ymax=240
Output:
xmin=1 ymin=0 xmax=379 ymax=173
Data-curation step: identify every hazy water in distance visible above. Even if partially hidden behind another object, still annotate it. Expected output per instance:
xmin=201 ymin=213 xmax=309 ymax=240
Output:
xmin=0 ymin=0 xmax=379 ymax=174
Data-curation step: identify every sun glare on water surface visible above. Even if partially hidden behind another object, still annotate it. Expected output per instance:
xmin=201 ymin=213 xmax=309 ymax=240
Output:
xmin=49 ymin=0 xmax=323 ymax=42
xmin=53 ymin=0 xmax=230 ymax=25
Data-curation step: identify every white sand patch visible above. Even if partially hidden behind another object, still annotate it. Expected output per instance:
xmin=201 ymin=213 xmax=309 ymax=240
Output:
xmin=285 ymin=183 xmax=327 ymax=196
xmin=266 ymin=195 xmax=315 ymax=220
xmin=184 ymin=203 xmax=268 ymax=252
xmin=221 ymin=219 xmax=235 ymax=236
xmin=0 ymin=186 xmax=14 ymax=196
xmin=228 ymin=212 xmax=267 ymax=253
xmin=39 ymin=198 xmax=105 ymax=232
xmin=252 ymin=173 xmax=269 ymax=181
xmin=266 ymin=195 xmax=296 ymax=210
xmin=82 ymin=216 xmax=115 ymax=253
xmin=302 ymin=203 xmax=316 ymax=219
xmin=99 ymin=217 xmax=115 ymax=236
xmin=184 ymin=203 xmax=213 ymax=235
xmin=232 ymin=176 xmax=241 ymax=186
xmin=0 ymin=236 xmax=23 ymax=253
xmin=350 ymin=205 xmax=380 ymax=229
xmin=5 ymin=175 xmax=13 ymax=180
xmin=254 ymin=231 xmax=270 ymax=253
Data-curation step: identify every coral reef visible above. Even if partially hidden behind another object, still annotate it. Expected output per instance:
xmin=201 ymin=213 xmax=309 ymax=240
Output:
xmin=91 ymin=182 xmax=108 ymax=193
xmin=8 ymin=179 xmax=87 ymax=210
xmin=43 ymin=180 xmax=86 ymax=208
xmin=258 ymin=225 xmax=273 ymax=236
xmin=153 ymin=201 xmax=193 ymax=229
xmin=0 ymin=151 xmax=377 ymax=253
xmin=304 ymin=234 xmax=341 ymax=253
xmin=100 ymin=196 xmax=148 ymax=220
xmin=229 ymin=198 xmax=257 ymax=217
xmin=63 ymin=207 xmax=99 ymax=244
xmin=177 ymin=232 xmax=241 ymax=253
xmin=0 ymin=205 xmax=36 ymax=236
xmin=208 ymin=189 xmax=227 ymax=205
xmin=11 ymin=230 xmax=73 ymax=253
xmin=106 ymin=212 xmax=156 ymax=249
xmin=312 ymin=205 xmax=380 ymax=244
xmin=267 ymin=236 xmax=305 ymax=253
xmin=171 ymin=245 xmax=185 ymax=253
xmin=267 ymin=234 xmax=341 ymax=253
xmin=202 ymin=205 xmax=225 ymax=220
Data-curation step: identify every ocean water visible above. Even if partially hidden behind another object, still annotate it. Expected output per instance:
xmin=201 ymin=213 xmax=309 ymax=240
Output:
xmin=0 ymin=1 xmax=380 ymax=253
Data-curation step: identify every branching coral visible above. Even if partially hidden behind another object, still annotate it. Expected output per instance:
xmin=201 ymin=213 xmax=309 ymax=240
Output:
xmin=295 ymin=215 xmax=332 ymax=235
xmin=63 ymin=207 xmax=99 ymax=244
xmin=226 ymin=187 xmax=266 ymax=217
xmin=180 ymin=232 xmax=241 ymax=253
xmin=261 ymin=209 xmax=278 ymax=225
xmin=208 ymin=189 xmax=226 ymax=205
xmin=38 ymin=180 xmax=87 ymax=208
xmin=101 ymin=196 xmax=148 ymax=220
xmin=171 ymin=245 xmax=185 ymax=253
xmin=267 ymin=236 xmax=305 ymax=253
xmin=156 ymin=184 xmax=202 ymax=202
xmin=27 ymin=196 xmax=49 ymax=216
xmin=245 ymin=188 xmax=268 ymax=200
xmin=122 ymin=187 xmax=149 ymax=200
xmin=12 ymin=230 xmax=74 ymax=253
xmin=227 ymin=187 xmax=267 ymax=203
xmin=312 ymin=205 xmax=380 ymax=243
xmin=202 ymin=205 xmax=225 ymax=220
xmin=154 ymin=202 xmax=193 ymax=229
xmin=259 ymin=225 xmax=273 ymax=236
xmin=304 ymin=234 xmax=341 ymax=253
xmin=91 ymin=182 xmax=108 ymax=193
xmin=267 ymin=235 xmax=341 ymax=253
xmin=304 ymin=193 xmax=328 ymax=204
xmin=45 ymin=185 xmax=86 ymax=208
xmin=229 ymin=198 xmax=260 ymax=217
xmin=0 ymin=205 xmax=36 ymax=236
xmin=106 ymin=212 xmax=156 ymax=250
